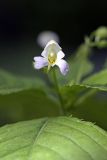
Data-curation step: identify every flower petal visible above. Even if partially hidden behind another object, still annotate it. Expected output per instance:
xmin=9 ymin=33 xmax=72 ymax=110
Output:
xmin=56 ymin=59 xmax=69 ymax=75
xmin=34 ymin=56 xmax=48 ymax=69
xmin=41 ymin=50 xmax=47 ymax=58
xmin=45 ymin=40 xmax=61 ymax=50
xmin=41 ymin=40 xmax=62 ymax=58
xmin=47 ymin=40 xmax=61 ymax=53
xmin=57 ymin=50 xmax=65 ymax=61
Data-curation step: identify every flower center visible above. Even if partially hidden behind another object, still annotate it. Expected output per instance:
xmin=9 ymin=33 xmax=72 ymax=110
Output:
xmin=48 ymin=52 xmax=57 ymax=65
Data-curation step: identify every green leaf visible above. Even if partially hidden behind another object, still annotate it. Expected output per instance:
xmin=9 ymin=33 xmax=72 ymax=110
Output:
xmin=0 ymin=89 xmax=59 ymax=123
xmin=56 ymin=44 xmax=93 ymax=86
xmin=0 ymin=69 xmax=46 ymax=94
xmin=62 ymin=68 xmax=107 ymax=112
xmin=61 ymin=85 xmax=96 ymax=110
xmin=0 ymin=70 xmax=60 ymax=122
xmin=72 ymin=95 xmax=107 ymax=130
xmin=0 ymin=116 xmax=107 ymax=160
xmin=83 ymin=69 xmax=107 ymax=91
xmin=85 ymin=26 xmax=107 ymax=48
xmin=68 ymin=45 xmax=93 ymax=84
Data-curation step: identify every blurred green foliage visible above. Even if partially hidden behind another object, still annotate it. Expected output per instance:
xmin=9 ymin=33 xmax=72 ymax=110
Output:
xmin=0 ymin=26 xmax=107 ymax=132
xmin=85 ymin=26 xmax=107 ymax=48
xmin=0 ymin=26 xmax=107 ymax=160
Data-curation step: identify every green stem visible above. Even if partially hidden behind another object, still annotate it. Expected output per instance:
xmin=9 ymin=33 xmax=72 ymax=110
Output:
xmin=52 ymin=69 xmax=65 ymax=115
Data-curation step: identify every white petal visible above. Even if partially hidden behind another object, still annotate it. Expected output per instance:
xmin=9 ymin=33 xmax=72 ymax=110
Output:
xmin=45 ymin=40 xmax=61 ymax=50
xmin=45 ymin=40 xmax=61 ymax=53
xmin=34 ymin=56 xmax=48 ymax=69
xmin=56 ymin=59 xmax=69 ymax=75
xmin=57 ymin=50 xmax=65 ymax=60
xmin=41 ymin=40 xmax=62 ymax=58
xmin=41 ymin=50 xmax=47 ymax=58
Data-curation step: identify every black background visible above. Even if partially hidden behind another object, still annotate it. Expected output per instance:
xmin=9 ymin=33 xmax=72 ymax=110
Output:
xmin=0 ymin=0 xmax=107 ymax=46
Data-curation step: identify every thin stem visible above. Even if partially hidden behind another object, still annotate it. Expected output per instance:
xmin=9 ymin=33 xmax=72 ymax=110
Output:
xmin=52 ymin=69 xmax=65 ymax=115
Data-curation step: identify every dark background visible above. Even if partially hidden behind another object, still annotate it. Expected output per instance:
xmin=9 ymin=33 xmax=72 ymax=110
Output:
xmin=0 ymin=0 xmax=107 ymax=76
xmin=0 ymin=0 xmax=107 ymax=46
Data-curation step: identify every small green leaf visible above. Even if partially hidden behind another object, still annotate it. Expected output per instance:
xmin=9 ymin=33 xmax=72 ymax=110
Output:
xmin=83 ymin=69 xmax=107 ymax=91
xmin=0 ymin=116 xmax=107 ymax=160
xmin=85 ymin=26 xmax=107 ymax=48
xmin=61 ymin=85 xmax=96 ymax=111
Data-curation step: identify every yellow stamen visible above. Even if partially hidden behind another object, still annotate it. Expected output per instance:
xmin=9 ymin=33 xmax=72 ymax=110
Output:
xmin=48 ymin=52 xmax=57 ymax=65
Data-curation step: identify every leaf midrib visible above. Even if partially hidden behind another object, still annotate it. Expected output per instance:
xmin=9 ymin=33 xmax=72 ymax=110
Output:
xmin=27 ymin=118 xmax=48 ymax=160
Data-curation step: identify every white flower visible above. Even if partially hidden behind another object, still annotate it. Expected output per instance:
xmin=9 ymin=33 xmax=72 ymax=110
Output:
xmin=34 ymin=40 xmax=69 ymax=75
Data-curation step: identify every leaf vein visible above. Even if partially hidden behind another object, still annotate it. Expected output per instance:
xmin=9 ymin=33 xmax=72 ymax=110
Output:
xmin=44 ymin=130 xmax=93 ymax=160
xmin=28 ymin=118 xmax=48 ymax=160
xmin=0 ymin=145 xmax=29 ymax=158
xmin=53 ymin=121 xmax=107 ymax=152
xmin=37 ymin=143 xmax=66 ymax=160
